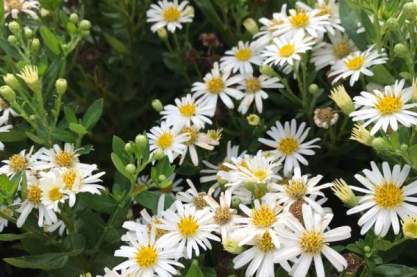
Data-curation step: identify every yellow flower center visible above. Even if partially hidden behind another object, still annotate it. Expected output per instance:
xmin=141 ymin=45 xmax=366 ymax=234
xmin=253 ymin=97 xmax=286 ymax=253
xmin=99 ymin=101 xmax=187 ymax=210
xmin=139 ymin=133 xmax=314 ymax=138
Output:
xmin=156 ymin=132 xmax=174 ymax=150
xmin=279 ymin=43 xmax=295 ymax=58
xmin=300 ymin=231 xmax=324 ymax=254
xmin=62 ymin=169 xmax=77 ymax=190
xmin=374 ymin=182 xmax=403 ymax=209
xmin=286 ymin=179 xmax=307 ymax=200
xmin=251 ymin=205 xmax=276 ymax=228
xmin=206 ymin=77 xmax=225 ymax=94
xmin=55 ymin=151 xmax=75 ymax=167
xmin=256 ymin=232 xmax=275 ymax=252
xmin=290 ymin=11 xmax=310 ymax=28
xmin=214 ymin=207 xmax=232 ymax=225
xmin=27 ymin=185 xmax=41 ymax=204
xmin=162 ymin=6 xmax=181 ymax=23
xmin=235 ymin=48 xmax=252 ymax=61
xmin=246 ymin=78 xmax=261 ymax=93
xmin=278 ymin=137 xmax=299 ymax=155
xmin=135 ymin=245 xmax=158 ymax=268
xmin=375 ymin=96 xmax=403 ymax=115
xmin=179 ymin=103 xmax=196 ymax=117
xmin=403 ymin=217 xmax=417 ymax=239
xmin=48 ymin=186 xmax=63 ymax=202
xmin=181 ymin=127 xmax=199 ymax=145
xmin=9 ymin=154 xmax=27 ymax=172
xmin=333 ymin=41 xmax=352 ymax=59
xmin=345 ymin=55 xmax=364 ymax=71
xmin=317 ymin=5 xmax=331 ymax=16
xmin=193 ymin=193 xmax=207 ymax=209
xmin=178 ymin=215 xmax=199 ymax=237
xmin=253 ymin=169 xmax=268 ymax=182
xmin=6 ymin=0 xmax=22 ymax=9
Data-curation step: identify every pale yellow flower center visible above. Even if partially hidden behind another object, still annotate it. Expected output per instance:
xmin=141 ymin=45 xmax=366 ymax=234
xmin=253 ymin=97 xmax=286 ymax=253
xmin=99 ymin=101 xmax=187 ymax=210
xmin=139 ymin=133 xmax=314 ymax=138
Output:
xmin=55 ymin=151 xmax=75 ymax=167
xmin=290 ymin=11 xmax=310 ymax=28
xmin=345 ymin=55 xmax=364 ymax=70
xmin=278 ymin=137 xmax=299 ymax=155
xmin=279 ymin=43 xmax=295 ymax=58
xmin=246 ymin=78 xmax=261 ymax=93
xmin=9 ymin=154 xmax=27 ymax=172
xmin=156 ymin=132 xmax=174 ymax=150
xmin=193 ymin=193 xmax=207 ymax=209
xmin=135 ymin=245 xmax=158 ymax=268
xmin=286 ymin=179 xmax=307 ymax=200
xmin=162 ymin=6 xmax=181 ymax=22
xmin=235 ymin=48 xmax=252 ymax=61
xmin=374 ymin=182 xmax=403 ymax=209
xmin=27 ymin=185 xmax=41 ymax=204
xmin=256 ymin=232 xmax=275 ymax=252
xmin=48 ymin=186 xmax=63 ymax=201
xmin=300 ymin=231 xmax=324 ymax=254
xmin=62 ymin=169 xmax=77 ymax=190
xmin=251 ymin=205 xmax=276 ymax=228
xmin=206 ymin=77 xmax=224 ymax=94
xmin=214 ymin=207 xmax=232 ymax=225
xmin=181 ymin=126 xmax=198 ymax=145
xmin=317 ymin=5 xmax=331 ymax=16
xmin=179 ymin=103 xmax=196 ymax=117
xmin=375 ymin=95 xmax=403 ymax=115
xmin=178 ymin=215 xmax=199 ymax=237
xmin=6 ymin=0 xmax=22 ymax=10
xmin=403 ymin=217 xmax=417 ymax=239
xmin=253 ymin=169 xmax=268 ymax=182
xmin=333 ymin=41 xmax=352 ymax=59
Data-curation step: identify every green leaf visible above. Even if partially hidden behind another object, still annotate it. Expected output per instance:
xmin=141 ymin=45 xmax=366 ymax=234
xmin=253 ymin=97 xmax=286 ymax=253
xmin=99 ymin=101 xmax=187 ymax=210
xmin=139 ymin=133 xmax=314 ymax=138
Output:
xmin=112 ymin=136 xmax=129 ymax=162
xmin=372 ymin=264 xmax=417 ymax=277
xmin=111 ymin=153 xmax=130 ymax=178
xmin=64 ymin=106 xmax=78 ymax=124
xmin=69 ymin=123 xmax=88 ymax=136
xmin=0 ymin=128 xmax=27 ymax=142
xmin=39 ymin=26 xmax=61 ymax=55
xmin=44 ymin=57 xmax=65 ymax=93
xmin=25 ymin=131 xmax=45 ymax=145
xmin=103 ymin=33 xmax=129 ymax=55
xmin=82 ymin=98 xmax=104 ymax=129
xmin=0 ymin=173 xmax=21 ymax=201
xmin=369 ymin=65 xmax=396 ymax=85
xmin=339 ymin=0 xmax=367 ymax=50
xmin=78 ymin=193 xmax=117 ymax=214
xmin=0 ymin=0 xmax=4 ymax=31
xmin=134 ymin=191 xmax=175 ymax=212
xmin=0 ymin=233 xmax=29 ymax=241
xmin=185 ymin=260 xmax=204 ymax=277
xmin=51 ymin=128 xmax=77 ymax=143
xmin=4 ymin=253 xmax=69 ymax=270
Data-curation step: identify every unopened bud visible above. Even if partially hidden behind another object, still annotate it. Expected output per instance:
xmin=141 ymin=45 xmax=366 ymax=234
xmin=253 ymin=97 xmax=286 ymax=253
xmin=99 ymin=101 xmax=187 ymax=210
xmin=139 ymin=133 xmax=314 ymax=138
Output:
xmin=157 ymin=28 xmax=168 ymax=40
xmin=31 ymin=38 xmax=40 ymax=52
xmin=402 ymin=2 xmax=417 ymax=21
xmin=7 ymin=35 xmax=17 ymax=45
xmin=0 ymin=86 xmax=16 ymax=103
xmin=184 ymin=6 xmax=194 ymax=17
xmin=79 ymin=20 xmax=91 ymax=31
xmin=125 ymin=163 xmax=136 ymax=174
xmin=8 ymin=21 xmax=20 ymax=34
xmin=158 ymin=174 xmax=166 ymax=182
xmin=394 ymin=43 xmax=408 ymax=58
xmin=40 ymin=8 xmax=50 ymax=17
xmin=135 ymin=134 xmax=147 ymax=145
xmin=124 ymin=142 xmax=133 ymax=153
xmin=259 ymin=65 xmax=278 ymax=76
xmin=331 ymin=179 xmax=357 ymax=208
xmin=223 ymin=239 xmax=244 ymax=254
xmin=3 ymin=74 xmax=21 ymax=91
xmin=371 ymin=137 xmax=389 ymax=151
xmin=308 ymin=83 xmax=320 ymax=94
xmin=246 ymin=114 xmax=260 ymax=126
xmin=403 ymin=217 xmax=417 ymax=239
xmin=153 ymin=149 xmax=165 ymax=160
xmin=69 ymin=13 xmax=79 ymax=23
xmin=24 ymin=27 xmax=33 ymax=38
xmin=80 ymin=30 xmax=90 ymax=37
xmin=55 ymin=78 xmax=68 ymax=95
xmin=385 ymin=18 xmax=398 ymax=31
xmin=243 ymin=18 xmax=259 ymax=35
xmin=151 ymin=99 xmax=163 ymax=112
xmin=231 ymin=196 xmax=241 ymax=209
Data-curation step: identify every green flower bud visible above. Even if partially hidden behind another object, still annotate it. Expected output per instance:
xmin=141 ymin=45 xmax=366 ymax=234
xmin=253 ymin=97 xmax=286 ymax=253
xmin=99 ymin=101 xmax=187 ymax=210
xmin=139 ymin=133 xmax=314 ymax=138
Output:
xmin=363 ymin=245 xmax=371 ymax=253
xmin=135 ymin=134 xmax=147 ymax=146
xmin=69 ymin=13 xmax=79 ymax=23
xmin=7 ymin=35 xmax=17 ymax=45
xmin=3 ymin=74 xmax=21 ymax=91
xmin=308 ymin=83 xmax=320 ymax=94
xmin=55 ymin=78 xmax=68 ymax=95
xmin=400 ymin=144 xmax=409 ymax=152
xmin=402 ymin=2 xmax=417 ymax=21
xmin=153 ymin=149 xmax=165 ymax=160
xmin=246 ymin=114 xmax=260 ymax=126
xmin=152 ymin=99 xmax=163 ymax=112
xmin=29 ymin=114 xmax=36 ymax=120
xmin=371 ymin=137 xmax=389 ymax=151
xmin=40 ymin=8 xmax=50 ymax=17
xmin=158 ymin=174 xmax=166 ymax=182
xmin=125 ymin=163 xmax=136 ymax=174
xmin=259 ymin=65 xmax=278 ymax=76
xmin=79 ymin=20 xmax=91 ymax=31
xmin=243 ymin=18 xmax=259 ymax=35
xmin=394 ymin=43 xmax=409 ymax=58
xmin=231 ymin=196 xmax=241 ymax=209
xmin=24 ymin=27 xmax=33 ymax=38
xmin=223 ymin=239 xmax=244 ymax=254
xmin=124 ymin=142 xmax=133 ymax=153
xmin=31 ymin=38 xmax=40 ymax=52
xmin=385 ymin=18 xmax=398 ymax=31
xmin=8 ymin=21 xmax=20 ymax=34
xmin=157 ymin=28 xmax=168 ymax=40
xmin=0 ymin=86 xmax=16 ymax=103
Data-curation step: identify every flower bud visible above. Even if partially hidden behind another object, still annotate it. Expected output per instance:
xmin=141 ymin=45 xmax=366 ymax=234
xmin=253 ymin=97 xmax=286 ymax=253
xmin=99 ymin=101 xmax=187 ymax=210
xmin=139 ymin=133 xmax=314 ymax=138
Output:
xmin=31 ymin=38 xmax=40 ymax=53
xmin=223 ymin=238 xmax=244 ymax=254
xmin=402 ymin=2 xmax=417 ymax=21
xmin=385 ymin=18 xmax=398 ymax=31
xmin=393 ymin=43 xmax=408 ymax=58
xmin=331 ymin=179 xmax=357 ymax=208
xmin=371 ymin=137 xmax=389 ymax=151
xmin=308 ymin=83 xmax=320 ymax=94
xmin=400 ymin=144 xmax=408 ymax=152
xmin=330 ymin=85 xmax=354 ymax=115
xmin=24 ymin=27 xmax=33 ymax=38
xmin=79 ymin=20 xmax=91 ymax=31
xmin=3 ymin=74 xmax=21 ymax=91
xmin=243 ymin=18 xmax=259 ymax=35
xmin=157 ymin=28 xmax=168 ymax=41
xmin=40 ymin=8 xmax=50 ymax=17
xmin=231 ymin=196 xmax=241 ymax=209
xmin=412 ymin=78 xmax=417 ymax=102
xmin=246 ymin=114 xmax=260 ymax=126
xmin=350 ymin=124 xmax=373 ymax=146
xmin=158 ymin=174 xmax=166 ymax=182
xmin=0 ymin=86 xmax=16 ymax=103
xmin=135 ymin=134 xmax=147 ymax=145
xmin=184 ymin=6 xmax=194 ymax=17
xmin=69 ymin=13 xmax=79 ymax=23
xmin=55 ymin=78 xmax=68 ymax=95
xmin=363 ymin=246 xmax=371 ymax=253
xmin=259 ymin=65 xmax=278 ymax=76
xmin=151 ymin=99 xmax=163 ymax=112
xmin=7 ymin=35 xmax=17 ymax=45
xmin=8 ymin=21 xmax=20 ymax=34
xmin=125 ymin=163 xmax=136 ymax=174
xmin=124 ymin=142 xmax=133 ymax=153
xmin=153 ymin=149 xmax=165 ymax=160
xmin=402 ymin=217 xmax=417 ymax=239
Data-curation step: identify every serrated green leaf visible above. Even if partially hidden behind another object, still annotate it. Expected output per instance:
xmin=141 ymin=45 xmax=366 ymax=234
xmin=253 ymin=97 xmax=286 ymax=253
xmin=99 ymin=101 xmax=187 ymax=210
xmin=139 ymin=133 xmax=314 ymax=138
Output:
xmin=39 ymin=26 xmax=61 ymax=55
xmin=4 ymin=253 xmax=69 ymax=270
xmin=82 ymin=98 xmax=103 ymax=129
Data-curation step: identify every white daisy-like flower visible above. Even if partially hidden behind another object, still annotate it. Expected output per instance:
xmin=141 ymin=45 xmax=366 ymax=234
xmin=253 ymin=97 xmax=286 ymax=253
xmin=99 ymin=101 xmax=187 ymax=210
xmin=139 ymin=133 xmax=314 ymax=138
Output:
xmin=97 ymin=267 xmax=126 ymax=277
xmin=161 ymin=94 xmax=214 ymax=130
xmin=254 ymin=5 xmax=288 ymax=47
xmin=4 ymin=0 xmax=39 ymax=19
xmin=158 ymin=201 xmax=219 ymax=259
xmin=220 ymin=41 xmax=263 ymax=75
xmin=329 ymin=45 xmax=388 ymax=86
xmin=296 ymin=0 xmax=342 ymax=34
xmin=311 ymin=31 xmax=355 ymax=70
xmin=114 ymin=227 xmax=184 ymax=276
xmin=350 ymin=79 xmax=417 ymax=135
xmin=176 ymin=179 xmax=208 ymax=210
xmin=0 ymin=147 xmax=36 ymax=176
xmin=39 ymin=171 xmax=68 ymax=212
xmin=237 ymin=74 xmax=283 ymax=114
xmin=178 ymin=126 xmax=219 ymax=166
xmin=16 ymin=175 xmax=58 ymax=228
xmin=347 ymin=162 xmax=417 ymax=237
xmin=275 ymin=205 xmax=351 ymax=277
xmin=259 ymin=119 xmax=320 ymax=175
xmin=148 ymin=121 xmax=188 ymax=162
xmin=35 ymin=143 xmax=91 ymax=170
xmin=204 ymin=189 xmax=238 ymax=241
xmin=235 ymin=198 xmax=282 ymax=247
xmin=192 ymin=62 xmax=244 ymax=110
xmin=0 ymin=124 xmax=13 ymax=151
xmin=275 ymin=8 xmax=330 ymax=39
xmin=0 ymin=97 xmax=17 ymax=125
xmin=233 ymin=230 xmax=291 ymax=277
xmin=270 ymin=167 xmax=330 ymax=213
xmin=262 ymin=33 xmax=314 ymax=73
xmin=146 ymin=0 xmax=194 ymax=33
